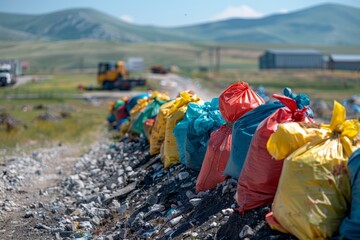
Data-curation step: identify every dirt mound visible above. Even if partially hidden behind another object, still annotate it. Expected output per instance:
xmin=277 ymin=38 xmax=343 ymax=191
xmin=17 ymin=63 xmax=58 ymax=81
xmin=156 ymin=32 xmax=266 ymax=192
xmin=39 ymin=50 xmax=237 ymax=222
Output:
xmin=0 ymin=112 xmax=27 ymax=131
xmin=36 ymin=111 xmax=71 ymax=121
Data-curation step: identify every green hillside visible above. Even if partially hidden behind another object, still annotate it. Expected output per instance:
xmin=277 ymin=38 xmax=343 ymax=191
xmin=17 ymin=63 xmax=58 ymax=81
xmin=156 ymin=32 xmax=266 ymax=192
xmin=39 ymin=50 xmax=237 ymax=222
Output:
xmin=1 ymin=40 xmax=360 ymax=73
xmin=177 ymin=4 xmax=360 ymax=45
xmin=0 ymin=4 xmax=359 ymax=45
xmin=0 ymin=8 xmax=190 ymax=42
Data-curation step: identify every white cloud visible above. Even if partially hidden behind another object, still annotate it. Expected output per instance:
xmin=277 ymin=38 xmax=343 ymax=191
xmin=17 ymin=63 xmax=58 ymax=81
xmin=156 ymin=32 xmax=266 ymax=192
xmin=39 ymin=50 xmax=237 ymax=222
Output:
xmin=211 ymin=5 xmax=263 ymax=21
xmin=120 ymin=14 xmax=134 ymax=23
xmin=279 ymin=9 xmax=289 ymax=14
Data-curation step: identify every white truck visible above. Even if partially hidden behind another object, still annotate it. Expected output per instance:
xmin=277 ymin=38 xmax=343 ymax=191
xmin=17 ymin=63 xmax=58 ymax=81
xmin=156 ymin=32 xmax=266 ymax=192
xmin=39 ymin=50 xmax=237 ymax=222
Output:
xmin=0 ymin=60 xmax=21 ymax=87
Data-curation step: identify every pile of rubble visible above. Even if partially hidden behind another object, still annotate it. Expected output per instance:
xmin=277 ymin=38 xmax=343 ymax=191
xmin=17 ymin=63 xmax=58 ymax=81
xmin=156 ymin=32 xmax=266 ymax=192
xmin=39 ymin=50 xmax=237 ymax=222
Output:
xmin=10 ymin=137 xmax=294 ymax=239
xmin=36 ymin=111 xmax=71 ymax=121
xmin=0 ymin=112 xmax=27 ymax=131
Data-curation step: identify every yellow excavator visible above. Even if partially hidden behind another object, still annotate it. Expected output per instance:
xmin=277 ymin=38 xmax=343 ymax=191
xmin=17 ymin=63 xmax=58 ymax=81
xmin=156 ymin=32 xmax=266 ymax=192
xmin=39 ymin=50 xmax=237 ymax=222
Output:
xmin=97 ymin=61 xmax=146 ymax=90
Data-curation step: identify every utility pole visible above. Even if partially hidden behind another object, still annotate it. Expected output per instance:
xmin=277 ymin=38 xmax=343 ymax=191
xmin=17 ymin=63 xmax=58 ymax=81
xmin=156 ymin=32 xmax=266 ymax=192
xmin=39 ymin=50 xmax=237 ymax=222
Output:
xmin=215 ymin=46 xmax=221 ymax=72
xmin=208 ymin=47 xmax=213 ymax=72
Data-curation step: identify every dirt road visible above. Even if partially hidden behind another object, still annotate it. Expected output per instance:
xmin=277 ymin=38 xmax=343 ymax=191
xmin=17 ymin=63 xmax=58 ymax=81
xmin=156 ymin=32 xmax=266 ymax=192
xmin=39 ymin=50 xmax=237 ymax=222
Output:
xmin=146 ymin=73 xmax=217 ymax=101
xmin=13 ymin=75 xmax=54 ymax=88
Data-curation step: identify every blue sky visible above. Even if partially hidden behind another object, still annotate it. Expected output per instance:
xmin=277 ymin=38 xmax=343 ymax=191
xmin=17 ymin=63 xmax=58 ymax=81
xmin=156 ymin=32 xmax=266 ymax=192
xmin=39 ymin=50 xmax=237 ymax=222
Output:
xmin=1 ymin=0 xmax=360 ymax=26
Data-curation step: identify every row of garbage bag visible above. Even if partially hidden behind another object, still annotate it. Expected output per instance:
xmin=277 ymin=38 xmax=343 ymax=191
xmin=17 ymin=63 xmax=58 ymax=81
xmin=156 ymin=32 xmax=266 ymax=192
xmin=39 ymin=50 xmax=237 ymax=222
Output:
xmin=107 ymin=83 xmax=360 ymax=240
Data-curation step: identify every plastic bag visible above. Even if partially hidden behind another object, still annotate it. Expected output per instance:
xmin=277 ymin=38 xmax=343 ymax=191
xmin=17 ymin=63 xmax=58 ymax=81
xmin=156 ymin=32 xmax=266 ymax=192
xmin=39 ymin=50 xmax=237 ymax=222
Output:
xmin=131 ymin=98 xmax=167 ymax=135
xmin=173 ymin=103 xmax=204 ymax=165
xmin=219 ymin=82 xmax=265 ymax=123
xmin=162 ymin=91 xmax=201 ymax=168
xmin=126 ymin=93 xmax=149 ymax=113
xmin=129 ymin=98 xmax=149 ymax=123
xmin=196 ymin=82 xmax=264 ymax=192
xmin=340 ymin=148 xmax=360 ymax=239
xmin=144 ymin=118 xmax=155 ymax=142
xmin=267 ymin=101 xmax=360 ymax=240
xmin=119 ymin=118 xmax=130 ymax=137
xmin=149 ymin=91 xmax=171 ymax=102
xmin=236 ymin=94 xmax=313 ymax=212
xmin=149 ymin=100 xmax=176 ymax=155
xmin=266 ymin=122 xmax=323 ymax=160
xmin=224 ymin=101 xmax=283 ymax=179
xmin=184 ymin=98 xmax=225 ymax=170
xmin=115 ymin=105 xmax=129 ymax=123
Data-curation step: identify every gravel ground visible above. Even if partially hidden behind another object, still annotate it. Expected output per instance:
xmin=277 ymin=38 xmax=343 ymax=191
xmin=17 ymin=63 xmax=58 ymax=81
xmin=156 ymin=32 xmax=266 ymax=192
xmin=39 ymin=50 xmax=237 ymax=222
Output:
xmin=0 ymin=135 xmax=296 ymax=240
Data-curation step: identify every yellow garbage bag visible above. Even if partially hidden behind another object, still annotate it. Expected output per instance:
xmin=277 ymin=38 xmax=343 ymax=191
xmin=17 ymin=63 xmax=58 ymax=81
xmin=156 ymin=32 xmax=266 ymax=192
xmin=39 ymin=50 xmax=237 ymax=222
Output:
xmin=267 ymin=122 xmax=325 ymax=160
xmin=162 ymin=91 xmax=202 ymax=168
xmin=163 ymin=105 xmax=187 ymax=168
xmin=149 ymin=100 xmax=176 ymax=155
xmin=269 ymin=101 xmax=360 ymax=240
xmin=119 ymin=120 xmax=130 ymax=137
xmin=149 ymin=91 xmax=170 ymax=102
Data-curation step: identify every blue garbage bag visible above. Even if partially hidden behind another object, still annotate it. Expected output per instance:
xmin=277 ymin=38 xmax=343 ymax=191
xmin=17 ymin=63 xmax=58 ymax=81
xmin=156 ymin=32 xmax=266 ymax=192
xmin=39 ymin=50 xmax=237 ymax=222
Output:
xmin=107 ymin=114 xmax=116 ymax=124
xmin=340 ymin=148 xmax=360 ymax=239
xmin=115 ymin=118 xmax=129 ymax=130
xmin=224 ymin=101 xmax=284 ymax=179
xmin=183 ymin=98 xmax=225 ymax=170
xmin=126 ymin=93 xmax=149 ymax=114
xmin=173 ymin=103 xmax=205 ymax=164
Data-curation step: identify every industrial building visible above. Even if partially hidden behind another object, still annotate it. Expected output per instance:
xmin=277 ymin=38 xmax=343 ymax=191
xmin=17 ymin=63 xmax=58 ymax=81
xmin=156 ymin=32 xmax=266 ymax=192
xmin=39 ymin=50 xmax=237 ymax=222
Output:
xmin=328 ymin=54 xmax=360 ymax=71
xmin=259 ymin=49 xmax=324 ymax=69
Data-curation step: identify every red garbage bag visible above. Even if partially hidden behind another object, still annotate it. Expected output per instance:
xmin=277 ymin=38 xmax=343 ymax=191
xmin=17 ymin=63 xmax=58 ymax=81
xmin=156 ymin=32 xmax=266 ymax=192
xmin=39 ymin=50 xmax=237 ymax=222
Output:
xmin=116 ymin=105 xmax=129 ymax=122
xmin=196 ymin=82 xmax=264 ymax=192
xmin=236 ymin=94 xmax=314 ymax=212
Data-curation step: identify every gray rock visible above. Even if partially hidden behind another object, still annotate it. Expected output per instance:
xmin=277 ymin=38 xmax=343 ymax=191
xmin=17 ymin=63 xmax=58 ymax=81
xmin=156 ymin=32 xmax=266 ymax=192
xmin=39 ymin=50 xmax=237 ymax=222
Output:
xmin=23 ymin=211 xmax=34 ymax=218
xmin=221 ymin=208 xmax=234 ymax=215
xmin=210 ymin=222 xmax=218 ymax=227
xmin=186 ymin=190 xmax=196 ymax=199
xmin=177 ymin=172 xmax=189 ymax=180
xmin=146 ymin=195 xmax=158 ymax=205
xmin=91 ymin=216 xmax=101 ymax=226
xmin=239 ymin=225 xmax=254 ymax=239
xmin=180 ymin=182 xmax=193 ymax=188
xmin=170 ymin=215 xmax=183 ymax=226
xmin=56 ymin=167 xmax=63 ymax=175
xmin=189 ymin=198 xmax=202 ymax=207
xmin=164 ymin=227 xmax=173 ymax=236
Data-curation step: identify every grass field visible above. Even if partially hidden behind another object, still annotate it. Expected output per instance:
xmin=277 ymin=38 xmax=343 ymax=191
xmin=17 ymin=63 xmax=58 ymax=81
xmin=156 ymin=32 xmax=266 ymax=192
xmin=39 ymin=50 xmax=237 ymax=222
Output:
xmin=0 ymin=74 xmax=110 ymax=156
xmin=3 ymin=73 xmax=96 ymax=95
xmin=183 ymin=69 xmax=360 ymax=103
xmin=1 ymin=40 xmax=360 ymax=74
xmin=0 ymin=98 xmax=108 ymax=157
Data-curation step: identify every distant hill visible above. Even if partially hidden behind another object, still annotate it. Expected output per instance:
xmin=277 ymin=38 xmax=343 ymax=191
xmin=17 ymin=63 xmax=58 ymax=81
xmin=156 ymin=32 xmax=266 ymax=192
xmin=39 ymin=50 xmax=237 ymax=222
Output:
xmin=0 ymin=3 xmax=359 ymax=45
xmin=0 ymin=8 xmax=191 ymax=42
xmin=176 ymin=3 xmax=360 ymax=45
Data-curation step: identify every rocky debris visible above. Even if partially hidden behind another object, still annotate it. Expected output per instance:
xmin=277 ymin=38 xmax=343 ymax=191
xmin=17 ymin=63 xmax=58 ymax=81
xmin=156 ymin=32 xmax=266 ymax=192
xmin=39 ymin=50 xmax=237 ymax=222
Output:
xmin=5 ymin=136 xmax=296 ymax=240
xmin=0 ymin=112 xmax=27 ymax=131
xmin=0 ymin=144 xmax=83 ymax=224
xmin=33 ymin=104 xmax=46 ymax=110
xmin=36 ymin=111 xmax=66 ymax=121
xmin=0 ymin=131 xmax=297 ymax=239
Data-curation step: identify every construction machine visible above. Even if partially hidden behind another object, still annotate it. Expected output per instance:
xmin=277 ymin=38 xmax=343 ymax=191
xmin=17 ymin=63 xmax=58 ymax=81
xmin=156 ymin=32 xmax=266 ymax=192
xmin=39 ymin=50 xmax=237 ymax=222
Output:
xmin=97 ymin=61 xmax=146 ymax=90
xmin=150 ymin=65 xmax=167 ymax=74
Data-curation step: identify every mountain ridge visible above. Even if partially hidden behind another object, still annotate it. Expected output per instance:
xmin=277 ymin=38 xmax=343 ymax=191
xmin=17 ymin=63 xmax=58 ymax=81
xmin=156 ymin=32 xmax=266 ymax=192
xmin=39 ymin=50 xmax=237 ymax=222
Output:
xmin=0 ymin=3 xmax=359 ymax=45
